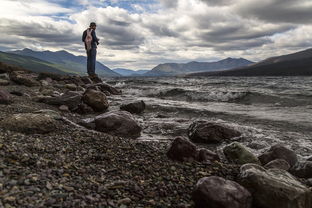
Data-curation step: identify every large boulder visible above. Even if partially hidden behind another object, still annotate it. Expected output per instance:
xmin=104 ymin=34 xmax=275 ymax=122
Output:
xmin=9 ymin=71 xmax=39 ymax=87
xmin=120 ymin=100 xmax=145 ymax=114
xmin=82 ymin=89 xmax=109 ymax=112
xmin=0 ymin=89 xmax=12 ymax=104
xmin=167 ymin=137 xmax=198 ymax=162
xmin=258 ymin=144 xmax=298 ymax=167
xmin=223 ymin=142 xmax=260 ymax=165
xmin=264 ymin=159 xmax=290 ymax=171
xmin=95 ymin=111 xmax=141 ymax=139
xmin=0 ymin=112 xmax=58 ymax=134
xmin=37 ymin=91 xmax=82 ymax=111
xmin=192 ymin=176 xmax=252 ymax=208
xmin=290 ymin=161 xmax=312 ymax=179
xmin=239 ymin=164 xmax=312 ymax=208
xmin=188 ymin=121 xmax=241 ymax=144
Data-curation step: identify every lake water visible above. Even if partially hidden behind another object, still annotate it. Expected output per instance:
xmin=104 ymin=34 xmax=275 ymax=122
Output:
xmin=103 ymin=76 xmax=312 ymax=159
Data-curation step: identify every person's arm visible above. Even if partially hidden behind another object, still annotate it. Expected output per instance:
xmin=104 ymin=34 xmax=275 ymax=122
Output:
xmin=82 ymin=30 xmax=86 ymax=42
xmin=92 ymin=30 xmax=99 ymax=45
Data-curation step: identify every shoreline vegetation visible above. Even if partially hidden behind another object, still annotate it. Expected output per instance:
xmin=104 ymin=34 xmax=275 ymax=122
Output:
xmin=1 ymin=63 xmax=312 ymax=207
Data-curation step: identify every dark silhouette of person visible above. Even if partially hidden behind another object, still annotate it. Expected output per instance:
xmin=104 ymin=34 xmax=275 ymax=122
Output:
xmin=82 ymin=22 xmax=100 ymax=80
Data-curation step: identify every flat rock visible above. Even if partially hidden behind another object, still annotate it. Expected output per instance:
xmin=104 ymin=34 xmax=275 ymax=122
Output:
xmin=188 ymin=121 xmax=241 ymax=144
xmin=264 ymin=159 xmax=290 ymax=171
xmin=239 ymin=164 xmax=312 ymax=208
xmin=192 ymin=176 xmax=252 ymax=208
xmin=120 ymin=100 xmax=145 ymax=114
xmin=9 ymin=71 xmax=39 ymax=87
xmin=37 ymin=91 xmax=82 ymax=111
xmin=223 ymin=142 xmax=260 ymax=165
xmin=95 ymin=110 xmax=141 ymax=139
xmin=259 ymin=144 xmax=298 ymax=167
xmin=96 ymin=83 xmax=121 ymax=95
xmin=167 ymin=137 xmax=197 ymax=162
xmin=0 ymin=113 xmax=58 ymax=134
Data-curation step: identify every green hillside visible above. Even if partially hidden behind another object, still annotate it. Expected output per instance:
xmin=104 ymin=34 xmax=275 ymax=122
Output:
xmin=0 ymin=52 xmax=72 ymax=75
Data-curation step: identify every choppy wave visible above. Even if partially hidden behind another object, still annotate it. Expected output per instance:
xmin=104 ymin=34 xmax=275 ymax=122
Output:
xmin=146 ymin=88 xmax=312 ymax=106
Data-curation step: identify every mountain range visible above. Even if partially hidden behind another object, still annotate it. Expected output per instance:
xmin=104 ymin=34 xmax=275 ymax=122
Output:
xmin=145 ymin=58 xmax=254 ymax=76
xmin=7 ymin=48 xmax=119 ymax=77
xmin=189 ymin=48 xmax=312 ymax=76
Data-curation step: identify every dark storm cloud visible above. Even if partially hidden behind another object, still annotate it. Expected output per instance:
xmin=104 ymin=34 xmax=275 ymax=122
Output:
xmin=1 ymin=19 xmax=79 ymax=44
xmin=237 ymin=0 xmax=312 ymax=24
xmin=200 ymin=0 xmax=234 ymax=6
xmin=97 ymin=24 xmax=144 ymax=49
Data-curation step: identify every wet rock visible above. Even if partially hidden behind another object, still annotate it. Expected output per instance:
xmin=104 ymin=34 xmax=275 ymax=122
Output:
xmin=167 ymin=137 xmax=197 ymax=162
xmin=9 ymin=71 xmax=39 ymax=87
xmin=0 ymin=113 xmax=58 ymax=134
xmin=81 ymin=76 xmax=93 ymax=84
xmin=264 ymin=159 xmax=290 ymax=171
xmin=95 ymin=110 xmax=141 ymax=139
xmin=239 ymin=164 xmax=312 ymax=208
xmin=192 ymin=176 xmax=252 ymax=208
xmin=37 ymin=91 xmax=82 ymax=111
xmin=120 ymin=100 xmax=145 ymax=114
xmin=223 ymin=142 xmax=260 ymax=165
xmin=196 ymin=148 xmax=219 ymax=162
xmin=258 ymin=144 xmax=298 ymax=167
xmin=96 ymin=83 xmax=121 ymax=95
xmin=59 ymin=105 xmax=70 ymax=112
xmin=0 ymin=89 xmax=12 ymax=104
xmin=188 ymin=121 xmax=241 ymax=144
xmin=82 ymin=89 xmax=109 ymax=112
xmin=37 ymin=72 xmax=67 ymax=81
xmin=65 ymin=84 xmax=77 ymax=91
xmin=0 ymin=79 xmax=9 ymax=86
xmin=290 ymin=161 xmax=312 ymax=179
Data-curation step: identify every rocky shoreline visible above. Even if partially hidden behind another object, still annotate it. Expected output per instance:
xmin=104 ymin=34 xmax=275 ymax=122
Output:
xmin=1 ymin=63 xmax=312 ymax=207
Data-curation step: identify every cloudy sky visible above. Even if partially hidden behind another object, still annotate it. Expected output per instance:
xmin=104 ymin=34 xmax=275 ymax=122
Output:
xmin=1 ymin=0 xmax=312 ymax=70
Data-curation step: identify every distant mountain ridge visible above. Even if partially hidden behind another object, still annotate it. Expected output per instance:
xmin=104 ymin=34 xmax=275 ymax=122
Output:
xmin=0 ymin=51 xmax=70 ymax=75
xmin=189 ymin=48 xmax=312 ymax=76
xmin=113 ymin=68 xmax=150 ymax=76
xmin=145 ymin=58 xmax=254 ymax=76
xmin=8 ymin=48 xmax=119 ymax=77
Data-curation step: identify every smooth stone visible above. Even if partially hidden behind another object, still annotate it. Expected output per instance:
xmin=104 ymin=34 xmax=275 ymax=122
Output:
xmin=223 ymin=142 xmax=260 ymax=165
xmin=82 ymin=89 xmax=109 ymax=112
xmin=239 ymin=164 xmax=312 ymax=208
xmin=120 ymin=100 xmax=146 ymax=114
xmin=192 ymin=176 xmax=252 ymax=208
xmin=188 ymin=121 xmax=241 ymax=144
xmin=95 ymin=110 xmax=141 ymax=139
xmin=167 ymin=137 xmax=197 ymax=162
xmin=264 ymin=159 xmax=290 ymax=171
xmin=258 ymin=144 xmax=298 ymax=167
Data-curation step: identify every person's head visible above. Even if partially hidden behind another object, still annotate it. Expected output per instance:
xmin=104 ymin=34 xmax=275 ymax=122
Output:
xmin=89 ymin=22 xmax=96 ymax=30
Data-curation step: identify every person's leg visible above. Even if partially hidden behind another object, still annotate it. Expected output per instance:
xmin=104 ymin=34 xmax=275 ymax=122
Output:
xmin=87 ymin=51 xmax=92 ymax=75
xmin=90 ymin=48 xmax=97 ymax=75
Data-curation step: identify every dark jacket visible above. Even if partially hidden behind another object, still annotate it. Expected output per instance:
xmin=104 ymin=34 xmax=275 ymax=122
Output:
xmin=82 ymin=29 xmax=99 ymax=49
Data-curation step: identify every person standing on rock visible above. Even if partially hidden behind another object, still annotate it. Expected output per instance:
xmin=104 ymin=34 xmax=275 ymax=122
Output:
xmin=82 ymin=22 xmax=101 ymax=82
